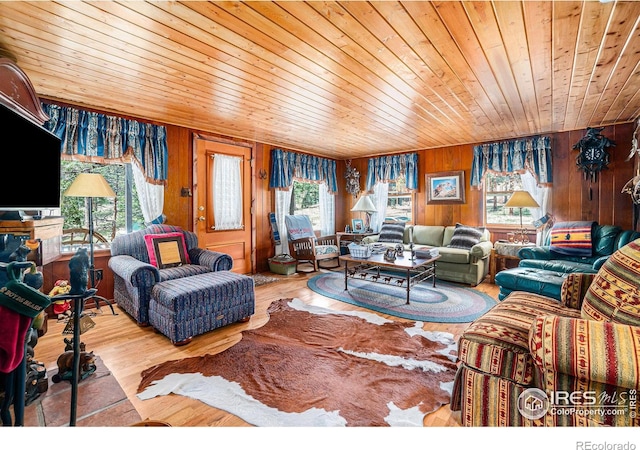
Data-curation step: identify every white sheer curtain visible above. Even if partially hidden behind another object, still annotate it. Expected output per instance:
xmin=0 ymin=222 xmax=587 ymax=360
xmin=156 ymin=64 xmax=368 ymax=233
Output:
xmin=318 ymin=183 xmax=335 ymax=237
xmin=131 ymin=162 xmax=165 ymax=224
xmin=369 ymin=182 xmax=389 ymax=233
xmin=520 ymin=171 xmax=552 ymax=245
xmin=275 ymin=188 xmax=293 ymax=254
xmin=213 ymin=154 xmax=243 ymax=230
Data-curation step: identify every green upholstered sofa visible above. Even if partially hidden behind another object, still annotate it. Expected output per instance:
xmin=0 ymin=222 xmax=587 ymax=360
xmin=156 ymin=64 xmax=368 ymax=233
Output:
xmin=451 ymin=238 xmax=640 ymax=426
xmin=362 ymin=224 xmax=493 ymax=286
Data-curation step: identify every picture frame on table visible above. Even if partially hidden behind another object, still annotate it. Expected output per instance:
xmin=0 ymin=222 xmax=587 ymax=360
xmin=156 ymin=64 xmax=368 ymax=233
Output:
xmin=351 ymin=219 xmax=364 ymax=233
xmin=426 ymin=170 xmax=466 ymax=204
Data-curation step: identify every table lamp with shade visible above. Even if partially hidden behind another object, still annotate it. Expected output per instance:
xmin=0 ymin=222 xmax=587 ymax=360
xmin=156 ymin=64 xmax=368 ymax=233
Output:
xmin=351 ymin=194 xmax=377 ymax=232
xmin=503 ymin=190 xmax=539 ymax=243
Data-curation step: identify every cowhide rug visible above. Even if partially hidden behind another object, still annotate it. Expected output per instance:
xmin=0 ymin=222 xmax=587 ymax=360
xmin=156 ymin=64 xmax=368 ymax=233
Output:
xmin=137 ymin=298 xmax=458 ymax=427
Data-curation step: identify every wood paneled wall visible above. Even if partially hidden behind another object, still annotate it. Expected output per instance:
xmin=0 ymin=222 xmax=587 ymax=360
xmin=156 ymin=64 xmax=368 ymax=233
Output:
xmin=163 ymin=125 xmax=194 ymax=231
xmin=338 ymin=158 xmax=369 ymax=231
xmin=551 ymin=122 xmax=635 ymax=227
xmin=346 ymin=122 xmax=636 ymax=241
xmin=253 ymin=142 xmax=275 ymax=274
xmin=347 ymin=144 xmax=484 ymax=229
xmin=42 ymin=250 xmax=113 ymax=313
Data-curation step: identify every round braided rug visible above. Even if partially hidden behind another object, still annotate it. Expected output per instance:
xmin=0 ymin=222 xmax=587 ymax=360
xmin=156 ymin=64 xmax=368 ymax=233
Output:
xmin=307 ymin=271 xmax=496 ymax=323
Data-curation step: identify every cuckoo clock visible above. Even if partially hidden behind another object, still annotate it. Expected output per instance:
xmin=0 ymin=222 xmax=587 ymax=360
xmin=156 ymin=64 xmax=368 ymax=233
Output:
xmin=573 ymin=127 xmax=615 ymax=183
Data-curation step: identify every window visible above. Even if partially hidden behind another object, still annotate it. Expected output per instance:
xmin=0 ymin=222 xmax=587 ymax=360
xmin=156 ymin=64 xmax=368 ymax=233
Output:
xmin=484 ymin=173 xmax=533 ymax=226
xmin=290 ymin=180 xmax=320 ymax=230
xmin=60 ymin=160 xmax=146 ymax=250
xmin=385 ymin=175 xmax=413 ymax=222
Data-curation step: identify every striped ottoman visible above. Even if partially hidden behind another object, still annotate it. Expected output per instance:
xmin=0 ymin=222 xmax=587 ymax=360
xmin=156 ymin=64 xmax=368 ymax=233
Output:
xmin=149 ymin=271 xmax=255 ymax=345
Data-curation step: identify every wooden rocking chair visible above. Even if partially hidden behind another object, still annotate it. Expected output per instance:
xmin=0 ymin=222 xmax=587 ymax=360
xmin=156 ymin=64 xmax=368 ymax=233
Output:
xmin=284 ymin=215 xmax=340 ymax=271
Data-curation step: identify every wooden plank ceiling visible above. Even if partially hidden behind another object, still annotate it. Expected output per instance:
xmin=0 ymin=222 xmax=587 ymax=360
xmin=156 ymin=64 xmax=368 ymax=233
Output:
xmin=1 ymin=1 xmax=639 ymax=160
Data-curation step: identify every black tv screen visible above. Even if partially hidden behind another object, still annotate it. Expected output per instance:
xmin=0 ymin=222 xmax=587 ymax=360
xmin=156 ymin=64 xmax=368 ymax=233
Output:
xmin=0 ymin=103 xmax=61 ymax=210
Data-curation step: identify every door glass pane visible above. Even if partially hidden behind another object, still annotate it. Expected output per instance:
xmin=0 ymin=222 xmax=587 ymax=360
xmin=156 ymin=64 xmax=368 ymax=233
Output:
xmin=212 ymin=153 xmax=243 ymax=230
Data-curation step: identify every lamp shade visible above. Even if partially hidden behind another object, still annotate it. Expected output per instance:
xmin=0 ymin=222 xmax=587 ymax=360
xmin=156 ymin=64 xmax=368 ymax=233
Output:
xmin=351 ymin=195 xmax=376 ymax=213
xmin=64 ymin=173 xmax=116 ymax=198
xmin=504 ymin=190 xmax=539 ymax=208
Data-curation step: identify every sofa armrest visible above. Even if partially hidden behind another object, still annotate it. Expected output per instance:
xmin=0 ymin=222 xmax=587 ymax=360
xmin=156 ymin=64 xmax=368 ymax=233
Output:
xmin=189 ymin=248 xmax=233 ymax=271
xmin=592 ymin=255 xmax=609 ymax=272
xmin=559 ymin=272 xmax=596 ymax=309
xmin=361 ymin=235 xmax=380 ymax=245
xmin=108 ymin=255 xmax=159 ymax=287
xmin=517 ymin=246 xmax=553 ymax=260
xmin=529 ymin=315 xmax=640 ymax=390
xmin=470 ymin=241 xmax=493 ymax=260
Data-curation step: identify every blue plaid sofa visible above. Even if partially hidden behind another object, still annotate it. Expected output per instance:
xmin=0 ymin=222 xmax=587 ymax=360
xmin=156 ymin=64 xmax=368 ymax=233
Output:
xmin=109 ymin=225 xmax=254 ymax=338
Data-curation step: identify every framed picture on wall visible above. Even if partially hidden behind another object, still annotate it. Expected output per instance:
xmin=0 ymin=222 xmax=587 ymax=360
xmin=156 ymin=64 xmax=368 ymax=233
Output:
xmin=352 ymin=219 xmax=364 ymax=233
xmin=426 ymin=171 xmax=466 ymax=204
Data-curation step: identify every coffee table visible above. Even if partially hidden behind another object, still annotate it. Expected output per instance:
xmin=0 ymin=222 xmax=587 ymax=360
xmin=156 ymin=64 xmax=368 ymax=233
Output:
xmin=339 ymin=251 xmax=441 ymax=305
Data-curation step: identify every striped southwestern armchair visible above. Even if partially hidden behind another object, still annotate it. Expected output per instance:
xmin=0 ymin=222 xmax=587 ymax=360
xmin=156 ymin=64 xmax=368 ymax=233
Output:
xmin=108 ymin=224 xmax=233 ymax=326
xmin=451 ymin=238 xmax=640 ymax=426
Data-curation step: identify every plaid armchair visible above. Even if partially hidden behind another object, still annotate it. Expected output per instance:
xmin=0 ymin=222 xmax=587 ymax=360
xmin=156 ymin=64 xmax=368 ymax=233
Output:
xmin=451 ymin=238 xmax=640 ymax=426
xmin=108 ymin=224 xmax=232 ymax=326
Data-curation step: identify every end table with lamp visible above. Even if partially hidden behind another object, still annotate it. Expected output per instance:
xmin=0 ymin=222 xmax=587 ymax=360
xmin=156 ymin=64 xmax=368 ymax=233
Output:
xmin=503 ymin=190 xmax=539 ymax=244
xmin=350 ymin=194 xmax=376 ymax=233
xmin=489 ymin=240 xmax=535 ymax=283
xmin=490 ymin=190 xmax=540 ymax=282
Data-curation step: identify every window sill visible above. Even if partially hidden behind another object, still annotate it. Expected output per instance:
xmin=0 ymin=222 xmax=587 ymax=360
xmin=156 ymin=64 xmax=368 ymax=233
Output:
xmin=486 ymin=225 xmax=529 ymax=232
xmin=61 ymin=244 xmax=111 ymax=255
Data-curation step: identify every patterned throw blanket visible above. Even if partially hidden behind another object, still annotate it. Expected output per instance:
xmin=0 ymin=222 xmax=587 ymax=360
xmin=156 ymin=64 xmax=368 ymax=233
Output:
xmin=550 ymin=221 xmax=596 ymax=256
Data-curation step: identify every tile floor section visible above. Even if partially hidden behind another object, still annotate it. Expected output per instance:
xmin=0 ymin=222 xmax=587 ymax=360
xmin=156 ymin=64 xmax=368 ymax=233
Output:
xmin=21 ymin=356 xmax=141 ymax=427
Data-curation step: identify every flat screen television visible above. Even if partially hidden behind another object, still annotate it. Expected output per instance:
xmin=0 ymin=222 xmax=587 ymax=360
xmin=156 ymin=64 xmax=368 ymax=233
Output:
xmin=0 ymin=103 xmax=61 ymax=215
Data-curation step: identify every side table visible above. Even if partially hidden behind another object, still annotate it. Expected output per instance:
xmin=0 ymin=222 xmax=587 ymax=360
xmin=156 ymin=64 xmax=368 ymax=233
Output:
xmin=489 ymin=241 xmax=535 ymax=283
xmin=336 ymin=232 xmax=376 ymax=267
xmin=336 ymin=231 xmax=376 ymax=252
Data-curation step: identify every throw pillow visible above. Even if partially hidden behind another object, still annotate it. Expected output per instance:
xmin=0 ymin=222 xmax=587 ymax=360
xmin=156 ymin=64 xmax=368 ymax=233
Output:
xmin=144 ymin=232 xmax=191 ymax=269
xmin=549 ymin=221 xmax=595 ymax=256
xmin=447 ymin=223 xmax=484 ymax=250
xmin=378 ymin=222 xmax=406 ymax=244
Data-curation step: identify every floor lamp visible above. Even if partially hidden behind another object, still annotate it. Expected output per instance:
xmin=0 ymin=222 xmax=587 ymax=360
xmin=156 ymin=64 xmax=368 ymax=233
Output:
xmin=63 ymin=173 xmax=116 ymax=426
xmin=64 ymin=173 xmax=116 ymax=288
xmin=351 ymin=194 xmax=377 ymax=232
xmin=504 ymin=190 xmax=539 ymax=243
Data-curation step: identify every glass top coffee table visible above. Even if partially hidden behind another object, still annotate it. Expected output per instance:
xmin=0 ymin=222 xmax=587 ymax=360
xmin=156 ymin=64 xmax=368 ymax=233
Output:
xmin=339 ymin=251 xmax=441 ymax=305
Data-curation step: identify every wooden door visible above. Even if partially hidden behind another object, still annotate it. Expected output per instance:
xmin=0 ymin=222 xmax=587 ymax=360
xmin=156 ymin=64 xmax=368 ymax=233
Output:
xmin=193 ymin=134 xmax=253 ymax=274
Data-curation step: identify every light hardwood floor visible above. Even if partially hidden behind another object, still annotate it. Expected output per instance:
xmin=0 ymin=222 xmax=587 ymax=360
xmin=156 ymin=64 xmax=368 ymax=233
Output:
xmin=32 ymin=267 xmax=499 ymax=427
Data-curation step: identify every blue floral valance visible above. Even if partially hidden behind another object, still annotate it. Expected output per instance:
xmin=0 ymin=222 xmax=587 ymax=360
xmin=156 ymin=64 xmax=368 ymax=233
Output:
xmin=470 ymin=136 xmax=552 ymax=189
xmin=269 ymin=148 xmax=338 ymax=193
xmin=365 ymin=152 xmax=418 ymax=192
xmin=42 ymin=103 xmax=168 ymax=184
